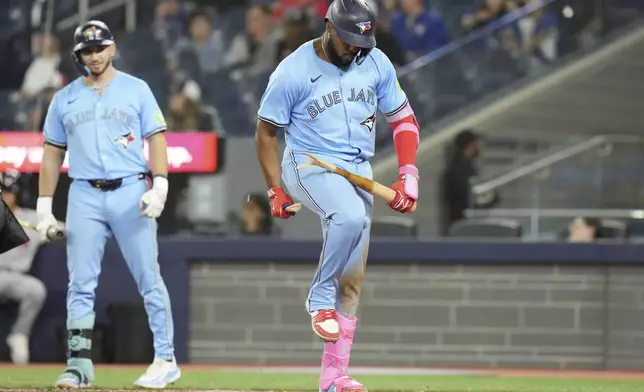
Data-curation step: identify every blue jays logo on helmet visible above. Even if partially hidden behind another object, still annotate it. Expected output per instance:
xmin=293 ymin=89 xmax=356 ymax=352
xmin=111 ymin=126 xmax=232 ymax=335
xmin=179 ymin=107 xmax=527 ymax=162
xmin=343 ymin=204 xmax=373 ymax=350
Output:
xmin=325 ymin=0 xmax=377 ymax=65
xmin=72 ymin=20 xmax=115 ymax=77
xmin=82 ymin=26 xmax=103 ymax=41
xmin=356 ymin=21 xmax=372 ymax=34
xmin=73 ymin=20 xmax=114 ymax=53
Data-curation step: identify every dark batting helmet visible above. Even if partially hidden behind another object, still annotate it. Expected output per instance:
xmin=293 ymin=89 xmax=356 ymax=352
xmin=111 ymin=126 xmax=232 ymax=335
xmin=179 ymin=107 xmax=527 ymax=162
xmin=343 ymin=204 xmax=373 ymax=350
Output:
xmin=71 ymin=20 xmax=115 ymax=76
xmin=325 ymin=0 xmax=377 ymax=65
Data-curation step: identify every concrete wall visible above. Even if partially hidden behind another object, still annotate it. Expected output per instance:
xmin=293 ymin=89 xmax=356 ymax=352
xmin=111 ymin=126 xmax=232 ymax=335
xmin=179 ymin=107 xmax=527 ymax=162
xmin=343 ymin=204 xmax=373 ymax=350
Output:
xmin=188 ymin=262 xmax=644 ymax=370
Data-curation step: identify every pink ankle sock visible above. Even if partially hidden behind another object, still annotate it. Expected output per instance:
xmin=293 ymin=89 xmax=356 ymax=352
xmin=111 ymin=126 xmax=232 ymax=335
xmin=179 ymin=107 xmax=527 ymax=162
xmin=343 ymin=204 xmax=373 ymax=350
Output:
xmin=320 ymin=313 xmax=357 ymax=391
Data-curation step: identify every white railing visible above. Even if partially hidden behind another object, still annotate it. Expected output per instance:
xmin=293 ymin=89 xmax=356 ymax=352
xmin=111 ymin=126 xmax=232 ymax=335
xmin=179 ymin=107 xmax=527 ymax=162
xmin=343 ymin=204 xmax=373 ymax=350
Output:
xmin=471 ymin=135 xmax=642 ymax=195
xmin=465 ymin=208 xmax=644 ymax=220
xmin=465 ymin=135 xmax=644 ymax=238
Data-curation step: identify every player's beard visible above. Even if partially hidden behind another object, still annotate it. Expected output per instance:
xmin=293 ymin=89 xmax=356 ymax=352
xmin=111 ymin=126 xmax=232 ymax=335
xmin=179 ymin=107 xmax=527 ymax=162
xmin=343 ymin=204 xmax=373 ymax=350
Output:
xmin=325 ymin=38 xmax=355 ymax=71
xmin=89 ymin=57 xmax=112 ymax=77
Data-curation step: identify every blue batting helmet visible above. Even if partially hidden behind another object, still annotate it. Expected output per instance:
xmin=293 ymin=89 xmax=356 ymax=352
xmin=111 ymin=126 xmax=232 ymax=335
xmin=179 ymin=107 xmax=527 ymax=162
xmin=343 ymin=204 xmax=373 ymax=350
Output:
xmin=71 ymin=20 xmax=115 ymax=76
xmin=325 ymin=0 xmax=377 ymax=65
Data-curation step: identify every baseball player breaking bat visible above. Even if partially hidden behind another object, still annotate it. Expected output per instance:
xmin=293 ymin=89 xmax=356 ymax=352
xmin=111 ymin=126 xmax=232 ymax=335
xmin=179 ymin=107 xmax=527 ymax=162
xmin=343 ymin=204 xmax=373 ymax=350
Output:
xmin=298 ymin=153 xmax=417 ymax=213
xmin=254 ymin=1 xmax=420 ymax=390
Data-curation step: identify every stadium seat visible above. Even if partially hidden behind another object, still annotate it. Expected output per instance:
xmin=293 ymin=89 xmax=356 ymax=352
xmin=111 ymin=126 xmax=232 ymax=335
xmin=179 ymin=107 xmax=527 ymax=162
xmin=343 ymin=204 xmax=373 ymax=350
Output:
xmin=625 ymin=219 xmax=644 ymax=238
xmin=599 ymin=219 xmax=627 ymax=239
xmin=448 ymin=218 xmax=522 ymax=239
xmin=371 ymin=216 xmax=418 ymax=238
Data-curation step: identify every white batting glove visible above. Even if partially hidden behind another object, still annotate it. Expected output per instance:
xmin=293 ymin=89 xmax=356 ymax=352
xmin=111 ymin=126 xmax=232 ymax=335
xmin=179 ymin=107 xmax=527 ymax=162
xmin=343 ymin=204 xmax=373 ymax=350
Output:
xmin=36 ymin=197 xmax=60 ymax=242
xmin=140 ymin=176 xmax=168 ymax=219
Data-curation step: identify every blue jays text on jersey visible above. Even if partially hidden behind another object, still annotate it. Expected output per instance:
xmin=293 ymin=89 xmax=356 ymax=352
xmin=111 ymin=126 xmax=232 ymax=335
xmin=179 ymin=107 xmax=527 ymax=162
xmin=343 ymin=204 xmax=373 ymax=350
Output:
xmin=257 ymin=40 xmax=409 ymax=163
xmin=43 ymin=70 xmax=167 ymax=180
xmin=306 ymin=87 xmax=377 ymax=119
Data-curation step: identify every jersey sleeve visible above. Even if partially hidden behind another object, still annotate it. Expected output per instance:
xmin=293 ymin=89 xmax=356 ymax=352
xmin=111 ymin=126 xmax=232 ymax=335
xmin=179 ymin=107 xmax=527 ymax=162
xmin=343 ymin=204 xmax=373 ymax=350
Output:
xmin=257 ymin=67 xmax=298 ymax=128
xmin=43 ymin=93 xmax=67 ymax=148
xmin=375 ymin=51 xmax=408 ymax=116
xmin=139 ymin=82 xmax=167 ymax=138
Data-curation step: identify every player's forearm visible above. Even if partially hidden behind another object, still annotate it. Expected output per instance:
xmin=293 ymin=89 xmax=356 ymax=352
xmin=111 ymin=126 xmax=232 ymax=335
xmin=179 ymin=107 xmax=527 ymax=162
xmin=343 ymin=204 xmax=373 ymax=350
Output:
xmin=255 ymin=121 xmax=282 ymax=189
xmin=39 ymin=144 xmax=65 ymax=198
xmin=385 ymin=103 xmax=420 ymax=174
xmin=148 ymin=132 xmax=169 ymax=177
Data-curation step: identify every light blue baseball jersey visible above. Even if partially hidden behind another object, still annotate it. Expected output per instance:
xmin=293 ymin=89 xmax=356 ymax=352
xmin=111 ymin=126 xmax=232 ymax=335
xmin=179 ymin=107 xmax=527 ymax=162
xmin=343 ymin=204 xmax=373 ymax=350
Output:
xmin=258 ymin=40 xmax=407 ymax=163
xmin=43 ymin=70 xmax=167 ymax=180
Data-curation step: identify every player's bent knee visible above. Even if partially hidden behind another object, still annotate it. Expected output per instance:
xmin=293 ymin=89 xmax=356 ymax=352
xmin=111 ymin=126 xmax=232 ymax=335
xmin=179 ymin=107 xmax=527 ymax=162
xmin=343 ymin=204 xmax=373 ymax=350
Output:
xmin=332 ymin=211 xmax=366 ymax=234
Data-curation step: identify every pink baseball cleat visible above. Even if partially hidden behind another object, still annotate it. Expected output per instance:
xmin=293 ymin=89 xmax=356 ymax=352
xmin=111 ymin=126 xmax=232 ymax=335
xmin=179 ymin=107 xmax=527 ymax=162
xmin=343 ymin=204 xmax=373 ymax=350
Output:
xmin=320 ymin=376 xmax=368 ymax=392
xmin=319 ymin=313 xmax=366 ymax=392
xmin=311 ymin=309 xmax=340 ymax=342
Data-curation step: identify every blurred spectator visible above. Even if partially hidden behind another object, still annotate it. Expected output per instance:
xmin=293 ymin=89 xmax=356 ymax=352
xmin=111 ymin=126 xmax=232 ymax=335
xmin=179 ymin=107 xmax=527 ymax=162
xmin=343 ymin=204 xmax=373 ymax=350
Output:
xmin=175 ymin=8 xmax=226 ymax=73
xmin=275 ymin=9 xmax=316 ymax=63
xmin=461 ymin=0 xmax=519 ymax=32
xmin=20 ymin=33 xmax=66 ymax=100
xmin=224 ymin=4 xmax=282 ymax=76
xmin=381 ymin=0 xmax=398 ymax=12
xmin=165 ymin=73 xmax=213 ymax=132
xmin=201 ymin=0 xmax=250 ymax=12
xmin=438 ymin=129 xmax=497 ymax=236
xmin=553 ymin=0 xmax=603 ymax=51
xmin=460 ymin=0 xmax=522 ymax=57
xmin=152 ymin=0 xmax=191 ymax=49
xmin=567 ymin=217 xmax=602 ymax=242
xmin=391 ymin=0 xmax=449 ymax=62
xmin=373 ymin=7 xmax=407 ymax=67
xmin=26 ymin=87 xmax=57 ymax=132
xmin=240 ymin=193 xmax=273 ymax=236
xmin=517 ymin=0 xmax=559 ymax=71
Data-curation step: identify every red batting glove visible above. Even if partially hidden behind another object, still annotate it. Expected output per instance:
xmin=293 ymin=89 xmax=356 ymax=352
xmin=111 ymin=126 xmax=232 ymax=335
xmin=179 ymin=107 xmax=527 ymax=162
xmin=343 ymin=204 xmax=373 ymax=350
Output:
xmin=388 ymin=171 xmax=419 ymax=214
xmin=267 ymin=186 xmax=297 ymax=219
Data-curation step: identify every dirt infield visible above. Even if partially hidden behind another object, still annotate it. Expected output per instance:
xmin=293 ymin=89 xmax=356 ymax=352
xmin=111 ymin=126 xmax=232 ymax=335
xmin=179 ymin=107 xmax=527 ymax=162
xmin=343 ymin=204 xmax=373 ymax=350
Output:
xmin=1 ymin=363 xmax=644 ymax=380
xmin=0 ymin=390 xmax=257 ymax=392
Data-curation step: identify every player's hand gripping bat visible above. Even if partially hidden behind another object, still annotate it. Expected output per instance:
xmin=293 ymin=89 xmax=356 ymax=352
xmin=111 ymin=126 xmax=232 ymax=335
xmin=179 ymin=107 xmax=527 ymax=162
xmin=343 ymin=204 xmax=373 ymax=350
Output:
xmin=249 ymin=194 xmax=302 ymax=214
xmin=297 ymin=153 xmax=416 ymax=212
xmin=18 ymin=220 xmax=65 ymax=241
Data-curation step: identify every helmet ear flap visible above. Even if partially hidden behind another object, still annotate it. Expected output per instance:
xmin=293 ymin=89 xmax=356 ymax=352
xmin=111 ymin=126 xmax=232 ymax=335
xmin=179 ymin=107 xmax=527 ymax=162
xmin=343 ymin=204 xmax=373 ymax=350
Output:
xmin=72 ymin=50 xmax=90 ymax=77
xmin=355 ymin=47 xmax=373 ymax=65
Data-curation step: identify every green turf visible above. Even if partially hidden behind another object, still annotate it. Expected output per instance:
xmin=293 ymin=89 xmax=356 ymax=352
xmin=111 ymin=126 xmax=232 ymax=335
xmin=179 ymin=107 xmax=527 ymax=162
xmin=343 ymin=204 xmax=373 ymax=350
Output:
xmin=1 ymin=368 xmax=643 ymax=391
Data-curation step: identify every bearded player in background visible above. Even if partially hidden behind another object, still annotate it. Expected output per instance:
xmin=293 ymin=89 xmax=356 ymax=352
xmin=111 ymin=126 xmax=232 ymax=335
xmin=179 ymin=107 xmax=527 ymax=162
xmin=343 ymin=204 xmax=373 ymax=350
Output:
xmin=255 ymin=1 xmax=420 ymax=391
xmin=37 ymin=20 xmax=179 ymax=388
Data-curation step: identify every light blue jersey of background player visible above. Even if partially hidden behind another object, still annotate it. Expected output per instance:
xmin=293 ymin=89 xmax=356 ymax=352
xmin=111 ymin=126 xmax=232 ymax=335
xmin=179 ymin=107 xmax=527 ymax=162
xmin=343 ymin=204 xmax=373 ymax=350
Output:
xmin=255 ymin=1 xmax=420 ymax=391
xmin=35 ymin=20 xmax=181 ymax=390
